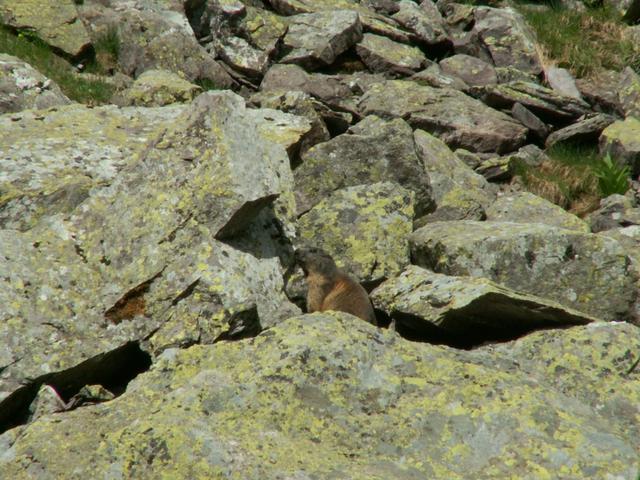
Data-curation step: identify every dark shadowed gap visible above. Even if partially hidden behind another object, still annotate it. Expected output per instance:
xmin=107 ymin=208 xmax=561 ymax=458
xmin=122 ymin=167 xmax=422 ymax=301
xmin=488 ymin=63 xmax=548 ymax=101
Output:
xmin=0 ymin=342 xmax=152 ymax=435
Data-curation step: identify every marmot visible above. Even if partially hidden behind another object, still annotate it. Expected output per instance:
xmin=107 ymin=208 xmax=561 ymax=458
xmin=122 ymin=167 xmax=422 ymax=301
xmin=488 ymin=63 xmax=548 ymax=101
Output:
xmin=294 ymin=247 xmax=377 ymax=326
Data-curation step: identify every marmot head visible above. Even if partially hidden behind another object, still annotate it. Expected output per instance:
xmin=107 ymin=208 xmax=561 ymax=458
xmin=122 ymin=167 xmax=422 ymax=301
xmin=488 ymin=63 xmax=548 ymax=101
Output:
xmin=294 ymin=247 xmax=338 ymax=277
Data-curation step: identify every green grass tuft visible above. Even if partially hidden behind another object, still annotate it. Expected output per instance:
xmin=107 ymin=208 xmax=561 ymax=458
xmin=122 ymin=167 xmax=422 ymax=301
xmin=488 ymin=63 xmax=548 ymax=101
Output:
xmin=592 ymin=154 xmax=630 ymax=196
xmin=0 ymin=26 xmax=114 ymax=104
xmin=516 ymin=2 xmax=640 ymax=77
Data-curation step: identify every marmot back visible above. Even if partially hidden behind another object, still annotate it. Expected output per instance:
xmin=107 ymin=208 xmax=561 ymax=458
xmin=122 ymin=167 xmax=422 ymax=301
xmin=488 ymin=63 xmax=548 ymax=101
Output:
xmin=294 ymin=248 xmax=377 ymax=326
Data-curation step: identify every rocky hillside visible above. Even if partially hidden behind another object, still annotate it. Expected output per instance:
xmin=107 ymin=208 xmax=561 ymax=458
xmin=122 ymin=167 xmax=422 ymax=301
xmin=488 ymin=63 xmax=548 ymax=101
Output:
xmin=1 ymin=0 xmax=640 ymax=478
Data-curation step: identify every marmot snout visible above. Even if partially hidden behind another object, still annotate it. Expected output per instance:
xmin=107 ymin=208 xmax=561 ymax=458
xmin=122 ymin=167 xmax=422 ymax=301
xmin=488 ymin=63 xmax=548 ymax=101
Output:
xmin=294 ymin=247 xmax=377 ymax=326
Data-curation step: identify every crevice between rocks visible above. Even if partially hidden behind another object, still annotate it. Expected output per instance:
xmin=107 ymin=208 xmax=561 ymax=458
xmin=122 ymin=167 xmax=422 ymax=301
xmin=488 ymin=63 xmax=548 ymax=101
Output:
xmin=0 ymin=341 xmax=152 ymax=435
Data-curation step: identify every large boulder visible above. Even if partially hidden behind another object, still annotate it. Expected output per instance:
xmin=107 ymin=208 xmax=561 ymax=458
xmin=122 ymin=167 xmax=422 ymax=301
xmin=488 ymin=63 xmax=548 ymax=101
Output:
xmin=281 ymin=10 xmax=362 ymax=68
xmin=438 ymin=54 xmax=497 ymax=87
xmin=0 ymin=0 xmax=91 ymax=57
xmin=294 ymin=115 xmax=434 ymax=216
xmin=372 ymin=265 xmax=594 ymax=344
xmin=115 ymin=69 xmax=202 ymax=106
xmin=0 ymin=313 xmax=638 ymax=479
xmin=356 ymin=33 xmax=428 ymax=75
xmin=359 ymin=80 xmax=528 ymax=153
xmin=472 ymin=7 xmax=543 ymax=75
xmin=298 ymin=182 xmax=414 ymax=283
xmin=0 ymin=54 xmax=71 ymax=114
xmin=391 ymin=0 xmax=449 ymax=47
xmin=409 ymin=221 xmax=637 ymax=321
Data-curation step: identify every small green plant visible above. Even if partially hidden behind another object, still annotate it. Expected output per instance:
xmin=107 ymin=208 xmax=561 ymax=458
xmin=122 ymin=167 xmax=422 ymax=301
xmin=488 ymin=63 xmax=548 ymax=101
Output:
xmin=592 ymin=154 xmax=630 ymax=197
xmin=0 ymin=26 xmax=114 ymax=104
xmin=87 ymin=26 xmax=120 ymax=75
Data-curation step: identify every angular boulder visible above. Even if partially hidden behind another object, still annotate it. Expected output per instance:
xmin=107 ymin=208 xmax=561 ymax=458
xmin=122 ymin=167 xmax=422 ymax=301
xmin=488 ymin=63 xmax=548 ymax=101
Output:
xmin=356 ymin=33 xmax=428 ymax=75
xmin=294 ymin=115 xmax=434 ymax=216
xmin=116 ymin=69 xmax=202 ymax=107
xmin=545 ymin=113 xmax=616 ymax=149
xmin=0 ymin=313 xmax=637 ymax=479
xmin=298 ymin=182 xmax=414 ymax=283
xmin=439 ymin=54 xmax=497 ymax=87
xmin=410 ymin=220 xmax=637 ymax=321
xmin=599 ymin=117 xmax=640 ymax=176
xmin=372 ymin=265 xmax=594 ymax=343
xmin=0 ymin=0 xmax=91 ymax=57
xmin=359 ymin=80 xmax=528 ymax=153
xmin=281 ymin=10 xmax=362 ymax=68
xmin=391 ymin=0 xmax=449 ymax=47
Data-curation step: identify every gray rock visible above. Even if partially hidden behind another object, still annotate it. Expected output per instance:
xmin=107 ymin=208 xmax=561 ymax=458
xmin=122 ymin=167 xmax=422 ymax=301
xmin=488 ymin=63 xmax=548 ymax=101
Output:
xmin=391 ymin=0 xmax=450 ymax=47
xmin=0 ymin=313 xmax=638 ymax=479
xmin=356 ymin=33 xmax=428 ymax=75
xmin=472 ymin=7 xmax=543 ymax=75
xmin=410 ymin=64 xmax=470 ymax=92
xmin=413 ymin=129 xmax=494 ymax=222
xmin=439 ymin=54 xmax=497 ymax=87
xmin=0 ymin=54 xmax=71 ymax=114
xmin=576 ymin=70 xmax=624 ymax=116
xmin=218 ymin=36 xmax=270 ymax=78
xmin=545 ymin=66 xmax=582 ymax=100
xmin=240 ymin=6 xmax=289 ymax=57
xmin=294 ymin=115 xmax=434 ymax=216
xmin=483 ymin=81 xmax=592 ymax=126
xmin=0 ymin=103 xmax=185 ymax=231
xmin=410 ymin=220 xmax=637 ymax=321
xmin=116 ymin=10 xmax=234 ymax=88
xmin=298 ymin=182 xmax=414 ymax=283
xmin=588 ymin=194 xmax=640 ymax=232
xmin=545 ymin=114 xmax=616 ymax=149
xmin=486 ymin=192 xmax=589 ymax=232
xmin=281 ymin=10 xmax=362 ymax=68
xmin=372 ymin=265 xmax=593 ymax=340
xmin=475 ymin=155 xmax=515 ymax=182
xmin=599 ymin=117 xmax=640 ymax=176
xmin=0 ymin=0 xmax=91 ymax=57
xmin=115 ymin=69 xmax=202 ymax=106
xmin=358 ymin=80 xmax=528 ymax=153
xmin=618 ymin=66 xmax=640 ymax=119
xmin=511 ymin=102 xmax=549 ymax=142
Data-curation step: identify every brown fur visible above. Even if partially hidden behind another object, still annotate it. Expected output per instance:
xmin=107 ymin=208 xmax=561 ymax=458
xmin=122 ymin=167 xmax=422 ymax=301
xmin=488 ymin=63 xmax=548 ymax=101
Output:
xmin=295 ymin=248 xmax=377 ymax=326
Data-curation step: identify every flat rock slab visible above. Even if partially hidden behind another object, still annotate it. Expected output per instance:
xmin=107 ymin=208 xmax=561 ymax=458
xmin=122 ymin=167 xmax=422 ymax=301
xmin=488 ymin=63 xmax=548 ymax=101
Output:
xmin=281 ymin=10 xmax=362 ymax=68
xmin=0 ymin=54 xmax=71 ymax=114
xmin=545 ymin=113 xmax=615 ymax=149
xmin=439 ymin=54 xmax=497 ymax=87
xmin=0 ymin=103 xmax=185 ymax=231
xmin=294 ymin=115 xmax=434 ymax=216
xmin=0 ymin=0 xmax=91 ymax=57
xmin=0 ymin=313 xmax=637 ymax=479
xmin=409 ymin=220 xmax=637 ymax=322
xmin=486 ymin=192 xmax=589 ymax=232
xmin=298 ymin=182 xmax=414 ymax=283
xmin=545 ymin=66 xmax=582 ymax=100
xmin=372 ymin=265 xmax=593 ymax=339
xmin=599 ymin=117 xmax=640 ymax=176
xmin=391 ymin=0 xmax=449 ymax=47
xmin=356 ymin=32 xmax=427 ymax=74
xmin=483 ymin=81 xmax=591 ymax=126
xmin=359 ymin=80 xmax=527 ymax=153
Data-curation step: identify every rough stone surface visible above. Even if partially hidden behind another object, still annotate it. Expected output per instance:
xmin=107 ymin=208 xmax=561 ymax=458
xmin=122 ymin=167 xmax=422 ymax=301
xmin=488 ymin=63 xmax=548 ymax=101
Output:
xmin=116 ymin=69 xmax=202 ymax=106
xmin=0 ymin=0 xmax=91 ymax=57
xmin=588 ymin=194 xmax=640 ymax=233
xmin=0 ymin=313 xmax=638 ymax=479
xmin=618 ymin=66 xmax=640 ymax=119
xmin=411 ymin=64 xmax=470 ymax=92
xmin=410 ymin=220 xmax=637 ymax=321
xmin=281 ymin=10 xmax=362 ymax=68
xmin=356 ymin=33 xmax=428 ymax=75
xmin=298 ymin=182 xmax=414 ymax=283
xmin=545 ymin=66 xmax=582 ymax=100
xmin=511 ymin=102 xmax=549 ymax=142
xmin=472 ymin=7 xmax=543 ymax=75
xmin=391 ymin=0 xmax=449 ymax=47
xmin=217 ymin=36 xmax=270 ymax=78
xmin=359 ymin=80 xmax=528 ymax=153
xmin=439 ymin=54 xmax=497 ymax=87
xmin=576 ymin=69 xmax=624 ymax=116
xmin=0 ymin=54 xmax=71 ymax=114
xmin=372 ymin=265 xmax=594 ymax=338
xmin=294 ymin=115 xmax=434 ymax=216
xmin=483 ymin=81 xmax=591 ymax=126
xmin=545 ymin=113 xmax=616 ymax=149
xmin=599 ymin=116 xmax=640 ymax=176
xmin=486 ymin=192 xmax=589 ymax=232
xmin=0 ymin=103 xmax=185 ymax=231
xmin=413 ymin=129 xmax=494 ymax=222
xmin=240 ymin=6 xmax=289 ymax=57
